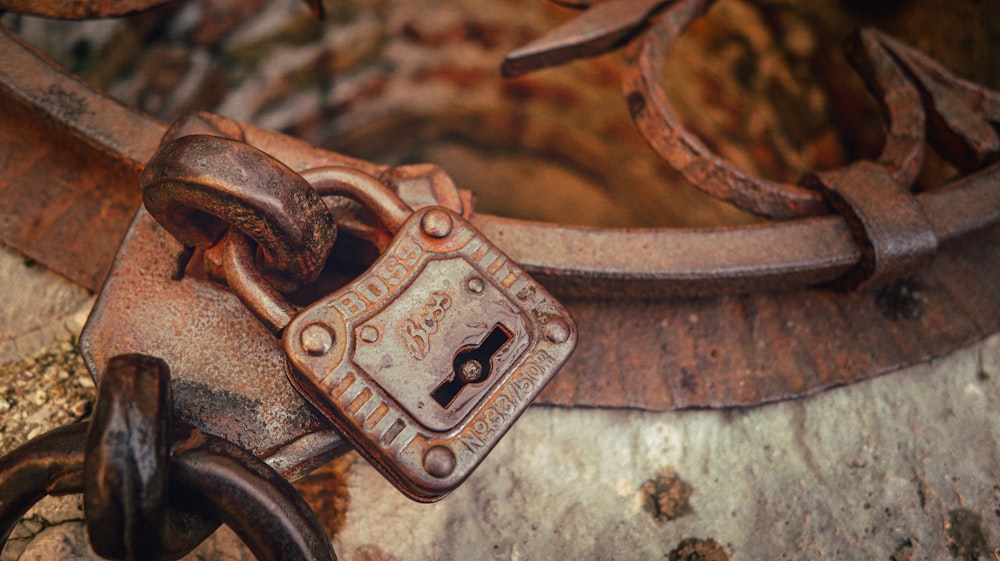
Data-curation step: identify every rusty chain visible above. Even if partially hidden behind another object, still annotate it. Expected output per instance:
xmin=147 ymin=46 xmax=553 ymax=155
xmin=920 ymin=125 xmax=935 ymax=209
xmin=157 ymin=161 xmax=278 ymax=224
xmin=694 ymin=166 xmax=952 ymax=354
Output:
xmin=0 ymin=354 xmax=336 ymax=561
xmin=142 ymin=134 xmax=339 ymax=292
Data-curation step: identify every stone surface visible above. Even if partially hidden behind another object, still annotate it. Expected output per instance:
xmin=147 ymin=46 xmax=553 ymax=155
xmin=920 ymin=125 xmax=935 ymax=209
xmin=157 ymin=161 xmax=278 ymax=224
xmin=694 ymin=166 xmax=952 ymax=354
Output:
xmin=0 ymin=245 xmax=92 ymax=365
xmin=330 ymin=333 xmax=1000 ymax=560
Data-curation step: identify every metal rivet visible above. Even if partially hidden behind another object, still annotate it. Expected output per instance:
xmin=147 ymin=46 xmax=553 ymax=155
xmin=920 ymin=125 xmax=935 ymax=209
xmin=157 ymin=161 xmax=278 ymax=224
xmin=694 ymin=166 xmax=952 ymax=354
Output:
xmin=543 ymin=318 xmax=570 ymax=344
xmin=459 ymin=359 xmax=484 ymax=383
xmin=300 ymin=323 xmax=333 ymax=356
xmin=423 ymin=445 xmax=456 ymax=478
xmin=360 ymin=325 xmax=379 ymax=343
xmin=420 ymin=209 xmax=453 ymax=238
xmin=467 ymin=276 xmax=484 ymax=294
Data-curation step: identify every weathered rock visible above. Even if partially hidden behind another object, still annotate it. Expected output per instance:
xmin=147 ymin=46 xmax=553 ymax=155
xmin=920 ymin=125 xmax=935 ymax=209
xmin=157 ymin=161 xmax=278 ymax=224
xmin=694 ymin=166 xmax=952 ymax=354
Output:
xmin=328 ymin=334 xmax=1000 ymax=560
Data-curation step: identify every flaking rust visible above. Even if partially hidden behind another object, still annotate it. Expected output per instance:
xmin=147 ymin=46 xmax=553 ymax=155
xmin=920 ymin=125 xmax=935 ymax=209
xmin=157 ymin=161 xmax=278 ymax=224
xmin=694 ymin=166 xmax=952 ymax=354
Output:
xmin=641 ymin=467 xmax=694 ymax=522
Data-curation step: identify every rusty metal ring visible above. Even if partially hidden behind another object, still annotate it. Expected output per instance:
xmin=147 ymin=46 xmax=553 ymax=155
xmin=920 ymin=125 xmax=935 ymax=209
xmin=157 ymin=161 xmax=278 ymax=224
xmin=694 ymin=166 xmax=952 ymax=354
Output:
xmin=81 ymin=354 xmax=221 ymax=561
xmin=2 ymin=24 xmax=996 ymax=298
xmin=621 ymin=0 xmax=823 ymax=218
xmin=468 ymin=0 xmax=1000 ymax=296
xmin=619 ymin=0 xmax=926 ymax=219
xmin=168 ymin=427 xmax=337 ymax=561
xmin=0 ymin=423 xmax=86 ymax=551
xmin=0 ymin=354 xmax=336 ymax=561
xmin=141 ymin=134 xmax=338 ymax=290
xmin=84 ymin=354 xmax=173 ymax=560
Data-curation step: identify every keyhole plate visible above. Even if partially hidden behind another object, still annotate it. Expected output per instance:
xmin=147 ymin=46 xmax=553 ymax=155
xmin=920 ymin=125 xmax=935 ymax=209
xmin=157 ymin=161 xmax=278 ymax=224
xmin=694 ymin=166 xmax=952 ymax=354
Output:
xmin=433 ymin=323 xmax=514 ymax=409
xmin=350 ymin=256 xmax=529 ymax=431
xmin=284 ymin=207 xmax=577 ymax=501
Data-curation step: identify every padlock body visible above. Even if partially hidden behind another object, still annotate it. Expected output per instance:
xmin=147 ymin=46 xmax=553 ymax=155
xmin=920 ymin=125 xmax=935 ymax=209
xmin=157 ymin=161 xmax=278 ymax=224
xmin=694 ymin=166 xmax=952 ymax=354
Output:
xmin=284 ymin=207 xmax=576 ymax=501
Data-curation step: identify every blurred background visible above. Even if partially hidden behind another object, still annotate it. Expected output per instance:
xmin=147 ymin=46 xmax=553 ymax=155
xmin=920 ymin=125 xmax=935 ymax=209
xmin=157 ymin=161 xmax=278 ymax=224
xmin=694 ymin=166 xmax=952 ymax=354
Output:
xmin=4 ymin=0 xmax=996 ymax=228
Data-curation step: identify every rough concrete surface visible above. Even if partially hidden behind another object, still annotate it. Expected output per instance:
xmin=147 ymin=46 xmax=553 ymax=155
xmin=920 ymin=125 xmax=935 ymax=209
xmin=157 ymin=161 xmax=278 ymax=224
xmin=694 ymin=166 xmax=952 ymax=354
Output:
xmin=333 ymin=334 xmax=1000 ymax=561
xmin=0 ymin=248 xmax=91 ymax=363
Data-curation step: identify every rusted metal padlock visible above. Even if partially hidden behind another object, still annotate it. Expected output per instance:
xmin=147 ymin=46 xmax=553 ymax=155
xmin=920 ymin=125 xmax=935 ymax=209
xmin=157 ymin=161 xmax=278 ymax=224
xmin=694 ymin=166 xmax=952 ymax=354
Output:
xmin=282 ymin=168 xmax=578 ymax=501
xmin=141 ymin=138 xmax=578 ymax=501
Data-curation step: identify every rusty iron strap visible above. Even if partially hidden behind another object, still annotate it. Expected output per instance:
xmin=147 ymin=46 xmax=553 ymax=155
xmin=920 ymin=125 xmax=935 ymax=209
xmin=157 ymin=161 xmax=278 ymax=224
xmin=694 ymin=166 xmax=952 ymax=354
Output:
xmin=0 ymin=0 xmax=321 ymax=20
xmin=0 ymin=24 xmax=997 ymax=297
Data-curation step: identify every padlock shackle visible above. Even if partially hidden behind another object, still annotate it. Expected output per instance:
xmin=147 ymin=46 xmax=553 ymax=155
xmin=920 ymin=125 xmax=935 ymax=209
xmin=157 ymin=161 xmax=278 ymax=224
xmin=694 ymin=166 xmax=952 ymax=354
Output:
xmin=223 ymin=166 xmax=412 ymax=336
xmin=224 ymin=227 xmax=298 ymax=335
xmin=301 ymin=167 xmax=412 ymax=235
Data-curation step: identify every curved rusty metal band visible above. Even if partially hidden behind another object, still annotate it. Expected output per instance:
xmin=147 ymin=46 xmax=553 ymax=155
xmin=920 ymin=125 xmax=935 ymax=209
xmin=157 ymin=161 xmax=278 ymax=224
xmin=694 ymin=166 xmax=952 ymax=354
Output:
xmin=620 ymin=0 xmax=827 ymax=219
xmin=142 ymin=134 xmax=338 ymax=289
xmin=0 ymin=423 xmax=86 ymax=551
xmin=0 ymin=0 xmax=172 ymax=19
xmin=0 ymin=23 xmax=997 ymax=299
xmin=0 ymin=355 xmax=337 ymax=561
xmin=169 ymin=428 xmax=337 ymax=561
xmin=471 ymin=161 xmax=998 ymax=296
xmin=620 ymin=0 xmax=929 ymax=220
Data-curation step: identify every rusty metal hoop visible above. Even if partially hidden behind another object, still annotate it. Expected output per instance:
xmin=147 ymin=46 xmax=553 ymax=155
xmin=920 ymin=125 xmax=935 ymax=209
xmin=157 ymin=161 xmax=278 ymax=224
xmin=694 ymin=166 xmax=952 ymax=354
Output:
xmin=619 ymin=0 xmax=929 ymax=220
xmin=142 ymin=134 xmax=339 ymax=290
xmin=0 ymin=354 xmax=337 ymax=561
xmin=1 ymin=23 xmax=996 ymax=297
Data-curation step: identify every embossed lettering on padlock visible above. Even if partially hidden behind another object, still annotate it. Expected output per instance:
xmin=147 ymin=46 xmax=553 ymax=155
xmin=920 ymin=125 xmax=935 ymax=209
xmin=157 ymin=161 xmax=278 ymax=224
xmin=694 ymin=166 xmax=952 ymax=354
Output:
xmin=284 ymin=205 xmax=577 ymax=501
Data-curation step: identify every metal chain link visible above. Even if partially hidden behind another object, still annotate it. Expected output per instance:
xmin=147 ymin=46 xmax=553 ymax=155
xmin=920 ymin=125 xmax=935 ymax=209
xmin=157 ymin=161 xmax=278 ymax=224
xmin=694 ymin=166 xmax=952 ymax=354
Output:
xmin=0 ymin=354 xmax=337 ymax=561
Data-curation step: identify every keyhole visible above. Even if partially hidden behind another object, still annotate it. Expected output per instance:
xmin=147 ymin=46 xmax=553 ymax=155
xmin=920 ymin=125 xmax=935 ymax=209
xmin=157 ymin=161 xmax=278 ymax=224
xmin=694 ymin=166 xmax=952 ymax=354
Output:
xmin=432 ymin=324 xmax=512 ymax=408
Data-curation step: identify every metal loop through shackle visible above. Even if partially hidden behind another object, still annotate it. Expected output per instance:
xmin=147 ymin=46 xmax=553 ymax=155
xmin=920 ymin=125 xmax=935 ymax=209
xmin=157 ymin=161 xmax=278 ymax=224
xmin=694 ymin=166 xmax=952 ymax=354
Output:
xmin=141 ymin=135 xmax=338 ymax=291
xmin=224 ymin=166 xmax=413 ymax=336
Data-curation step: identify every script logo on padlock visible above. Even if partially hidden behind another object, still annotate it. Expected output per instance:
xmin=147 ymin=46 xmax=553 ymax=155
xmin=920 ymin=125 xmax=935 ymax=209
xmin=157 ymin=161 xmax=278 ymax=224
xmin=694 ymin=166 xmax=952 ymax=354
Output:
xmin=284 ymin=206 xmax=576 ymax=501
